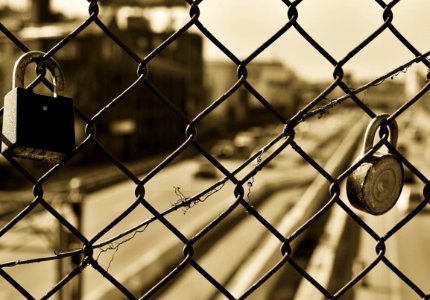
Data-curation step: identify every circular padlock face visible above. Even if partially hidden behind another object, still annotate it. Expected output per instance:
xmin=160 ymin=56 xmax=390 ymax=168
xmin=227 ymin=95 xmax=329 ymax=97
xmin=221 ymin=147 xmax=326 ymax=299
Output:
xmin=358 ymin=155 xmax=404 ymax=214
xmin=346 ymin=114 xmax=404 ymax=215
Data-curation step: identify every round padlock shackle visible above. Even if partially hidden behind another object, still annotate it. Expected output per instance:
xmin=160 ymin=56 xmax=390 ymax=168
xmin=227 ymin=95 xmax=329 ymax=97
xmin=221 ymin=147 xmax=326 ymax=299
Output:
xmin=13 ymin=50 xmax=64 ymax=97
xmin=362 ymin=113 xmax=398 ymax=155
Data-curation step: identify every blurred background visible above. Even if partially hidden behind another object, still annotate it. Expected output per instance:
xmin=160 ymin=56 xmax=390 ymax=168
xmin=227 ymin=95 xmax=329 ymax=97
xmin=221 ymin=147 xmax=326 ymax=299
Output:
xmin=1 ymin=1 xmax=430 ymax=299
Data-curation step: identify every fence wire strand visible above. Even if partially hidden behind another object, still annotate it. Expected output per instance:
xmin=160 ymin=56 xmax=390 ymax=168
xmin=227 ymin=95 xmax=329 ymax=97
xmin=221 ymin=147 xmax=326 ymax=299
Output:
xmin=1 ymin=0 xmax=430 ymax=299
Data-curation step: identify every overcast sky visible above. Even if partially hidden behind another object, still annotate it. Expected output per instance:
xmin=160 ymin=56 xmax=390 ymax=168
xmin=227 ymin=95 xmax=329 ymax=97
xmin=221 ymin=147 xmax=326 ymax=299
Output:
xmin=5 ymin=0 xmax=430 ymax=81
xmin=195 ymin=0 xmax=430 ymax=81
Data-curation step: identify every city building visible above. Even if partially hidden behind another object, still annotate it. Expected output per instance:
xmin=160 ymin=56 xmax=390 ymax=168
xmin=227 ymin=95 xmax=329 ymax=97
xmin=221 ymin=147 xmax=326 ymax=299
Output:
xmin=204 ymin=60 xmax=303 ymax=132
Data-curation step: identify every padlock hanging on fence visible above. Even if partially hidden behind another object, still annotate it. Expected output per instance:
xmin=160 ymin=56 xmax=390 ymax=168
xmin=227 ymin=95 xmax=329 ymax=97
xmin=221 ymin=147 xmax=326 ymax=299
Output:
xmin=1 ymin=51 xmax=75 ymax=163
xmin=346 ymin=114 xmax=404 ymax=215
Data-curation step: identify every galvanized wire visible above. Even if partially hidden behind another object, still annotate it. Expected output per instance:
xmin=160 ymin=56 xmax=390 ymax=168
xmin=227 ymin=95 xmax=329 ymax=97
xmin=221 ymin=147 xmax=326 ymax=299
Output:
xmin=1 ymin=0 xmax=430 ymax=299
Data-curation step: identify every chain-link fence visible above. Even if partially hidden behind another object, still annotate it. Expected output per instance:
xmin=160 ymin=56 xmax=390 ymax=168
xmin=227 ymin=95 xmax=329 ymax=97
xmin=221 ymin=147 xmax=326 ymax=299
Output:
xmin=1 ymin=0 xmax=430 ymax=299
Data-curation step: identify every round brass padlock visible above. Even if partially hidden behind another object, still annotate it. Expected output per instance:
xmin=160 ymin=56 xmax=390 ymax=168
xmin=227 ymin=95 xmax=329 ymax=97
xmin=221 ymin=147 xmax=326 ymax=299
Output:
xmin=346 ymin=114 xmax=404 ymax=215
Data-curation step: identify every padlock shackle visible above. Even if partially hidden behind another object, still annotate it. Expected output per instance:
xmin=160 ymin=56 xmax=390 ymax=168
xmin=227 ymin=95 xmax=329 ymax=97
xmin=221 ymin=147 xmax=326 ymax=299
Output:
xmin=363 ymin=114 xmax=398 ymax=155
xmin=13 ymin=51 xmax=64 ymax=97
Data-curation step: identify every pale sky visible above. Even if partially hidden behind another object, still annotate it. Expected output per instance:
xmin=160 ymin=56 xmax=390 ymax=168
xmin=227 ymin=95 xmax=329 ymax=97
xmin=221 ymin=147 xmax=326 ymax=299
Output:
xmin=4 ymin=0 xmax=430 ymax=81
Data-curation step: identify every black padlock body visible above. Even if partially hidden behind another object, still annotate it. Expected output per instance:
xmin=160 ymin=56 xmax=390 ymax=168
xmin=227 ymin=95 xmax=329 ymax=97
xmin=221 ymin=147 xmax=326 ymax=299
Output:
xmin=1 ymin=87 xmax=75 ymax=160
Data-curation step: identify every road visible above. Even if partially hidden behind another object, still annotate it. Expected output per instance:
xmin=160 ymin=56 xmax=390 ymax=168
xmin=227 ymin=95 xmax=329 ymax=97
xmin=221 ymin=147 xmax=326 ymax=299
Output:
xmin=0 ymin=110 xmax=362 ymax=299
xmin=82 ymin=111 xmax=347 ymax=299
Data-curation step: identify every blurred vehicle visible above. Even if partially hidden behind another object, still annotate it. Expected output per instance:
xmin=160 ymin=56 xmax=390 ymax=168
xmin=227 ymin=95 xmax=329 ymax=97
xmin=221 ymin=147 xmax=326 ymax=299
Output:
xmin=210 ymin=131 xmax=256 ymax=160
xmin=248 ymin=126 xmax=266 ymax=141
xmin=211 ymin=127 xmax=275 ymax=160
xmin=194 ymin=160 xmax=218 ymax=179
xmin=211 ymin=140 xmax=235 ymax=158
xmin=410 ymin=128 xmax=423 ymax=142
xmin=234 ymin=132 xmax=254 ymax=148
xmin=233 ymin=132 xmax=254 ymax=158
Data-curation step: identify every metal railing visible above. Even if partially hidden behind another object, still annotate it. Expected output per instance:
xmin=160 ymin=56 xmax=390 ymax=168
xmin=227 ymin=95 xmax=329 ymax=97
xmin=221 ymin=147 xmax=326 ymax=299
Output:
xmin=1 ymin=0 xmax=430 ymax=299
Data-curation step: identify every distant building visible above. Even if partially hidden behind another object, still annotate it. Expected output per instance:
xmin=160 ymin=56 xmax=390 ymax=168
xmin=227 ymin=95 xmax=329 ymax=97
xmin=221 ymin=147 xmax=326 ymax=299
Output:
xmin=101 ymin=0 xmax=185 ymax=7
xmin=358 ymin=79 xmax=406 ymax=109
xmin=204 ymin=60 xmax=302 ymax=130
xmin=300 ymin=72 xmax=408 ymax=112
xmin=410 ymin=70 xmax=430 ymax=108
xmin=0 ymin=6 xmax=204 ymax=162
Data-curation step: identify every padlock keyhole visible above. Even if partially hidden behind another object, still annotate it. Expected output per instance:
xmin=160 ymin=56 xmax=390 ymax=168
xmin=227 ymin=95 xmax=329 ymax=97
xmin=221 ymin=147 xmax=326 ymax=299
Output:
xmin=376 ymin=182 xmax=386 ymax=193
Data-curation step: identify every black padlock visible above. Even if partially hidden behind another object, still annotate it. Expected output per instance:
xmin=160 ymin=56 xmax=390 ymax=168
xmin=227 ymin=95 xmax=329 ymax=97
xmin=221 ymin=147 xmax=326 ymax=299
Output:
xmin=346 ymin=114 xmax=404 ymax=215
xmin=1 ymin=51 xmax=75 ymax=163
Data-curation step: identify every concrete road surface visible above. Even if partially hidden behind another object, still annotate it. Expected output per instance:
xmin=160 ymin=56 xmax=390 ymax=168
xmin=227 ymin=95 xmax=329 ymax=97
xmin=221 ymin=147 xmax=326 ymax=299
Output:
xmin=0 ymin=110 xmax=361 ymax=299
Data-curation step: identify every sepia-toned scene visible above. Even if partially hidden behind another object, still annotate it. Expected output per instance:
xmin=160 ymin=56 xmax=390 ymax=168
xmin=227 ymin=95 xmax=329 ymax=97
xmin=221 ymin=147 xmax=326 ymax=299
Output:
xmin=1 ymin=0 xmax=430 ymax=299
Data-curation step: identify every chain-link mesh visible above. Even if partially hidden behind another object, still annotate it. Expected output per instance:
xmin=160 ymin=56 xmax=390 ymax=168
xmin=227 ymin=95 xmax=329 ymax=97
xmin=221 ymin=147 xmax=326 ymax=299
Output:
xmin=1 ymin=0 xmax=430 ymax=299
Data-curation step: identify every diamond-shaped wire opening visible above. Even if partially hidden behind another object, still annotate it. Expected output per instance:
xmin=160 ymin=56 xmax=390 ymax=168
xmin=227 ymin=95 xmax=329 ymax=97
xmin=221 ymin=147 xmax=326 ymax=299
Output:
xmin=0 ymin=200 xmax=84 ymax=299
xmin=1 ymin=0 xmax=430 ymax=298
xmin=86 ymin=214 xmax=186 ymax=299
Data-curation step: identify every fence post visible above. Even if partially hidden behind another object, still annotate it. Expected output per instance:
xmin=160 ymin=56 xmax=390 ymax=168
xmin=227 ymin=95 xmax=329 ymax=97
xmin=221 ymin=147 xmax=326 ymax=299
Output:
xmin=69 ymin=177 xmax=84 ymax=299
xmin=57 ymin=177 xmax=84 ymax=300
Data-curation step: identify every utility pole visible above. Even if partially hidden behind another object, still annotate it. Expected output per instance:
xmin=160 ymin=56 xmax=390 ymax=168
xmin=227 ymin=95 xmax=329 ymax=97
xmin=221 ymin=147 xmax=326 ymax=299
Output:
xmin=57 ymin=177 xmax=84 ymax=300
xmin=30 ymin=0 xmax=54 ymax=24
